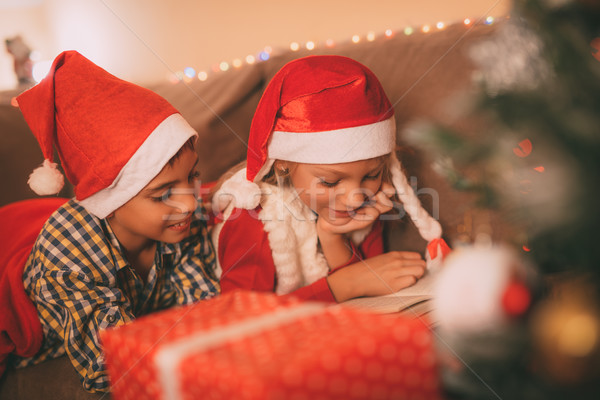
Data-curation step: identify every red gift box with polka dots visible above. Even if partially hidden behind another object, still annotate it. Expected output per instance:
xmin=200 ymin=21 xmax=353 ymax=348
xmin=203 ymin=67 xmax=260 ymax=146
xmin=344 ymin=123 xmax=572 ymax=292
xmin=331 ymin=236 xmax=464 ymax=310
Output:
xmin=101 ymin=290 xmax=442 ymax=400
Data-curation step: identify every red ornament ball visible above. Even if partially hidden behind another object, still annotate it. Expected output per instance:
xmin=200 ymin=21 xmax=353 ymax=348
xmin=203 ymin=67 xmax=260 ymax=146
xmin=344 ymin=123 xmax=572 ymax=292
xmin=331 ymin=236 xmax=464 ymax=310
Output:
xmin=501 ymin=281 xmax=531 ymax=316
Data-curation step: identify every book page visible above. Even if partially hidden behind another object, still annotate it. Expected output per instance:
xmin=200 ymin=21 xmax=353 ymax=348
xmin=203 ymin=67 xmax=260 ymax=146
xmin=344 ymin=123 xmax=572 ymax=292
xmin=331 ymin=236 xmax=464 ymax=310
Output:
xmin=340 ymin=271 xmax=438 ymax=314
xmin=379 ymin=270 xmax=437 ymax=297
xmin=341 ymin=295 xmax=430 ymax=314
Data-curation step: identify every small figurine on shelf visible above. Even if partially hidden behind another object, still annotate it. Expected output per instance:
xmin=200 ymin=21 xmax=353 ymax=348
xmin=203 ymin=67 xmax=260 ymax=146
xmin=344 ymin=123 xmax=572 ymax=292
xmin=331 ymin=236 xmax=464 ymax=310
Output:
xmin=5 ymin=35 xmax=35 ymax=87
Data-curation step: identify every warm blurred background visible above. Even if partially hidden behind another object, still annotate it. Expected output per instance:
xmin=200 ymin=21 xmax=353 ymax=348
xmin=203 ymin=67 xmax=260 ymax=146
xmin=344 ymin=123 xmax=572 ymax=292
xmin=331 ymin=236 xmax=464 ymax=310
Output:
xmin=1 ymin=0 xmax=511 ymax=90
xmin=2 ymin=1 xmax=600 ymax=399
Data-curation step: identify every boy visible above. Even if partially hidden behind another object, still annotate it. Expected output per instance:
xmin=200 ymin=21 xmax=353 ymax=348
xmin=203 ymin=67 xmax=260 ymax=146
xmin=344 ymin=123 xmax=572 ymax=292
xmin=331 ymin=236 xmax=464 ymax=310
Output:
xmin=11 ymin=51 xmax=219 ymax=392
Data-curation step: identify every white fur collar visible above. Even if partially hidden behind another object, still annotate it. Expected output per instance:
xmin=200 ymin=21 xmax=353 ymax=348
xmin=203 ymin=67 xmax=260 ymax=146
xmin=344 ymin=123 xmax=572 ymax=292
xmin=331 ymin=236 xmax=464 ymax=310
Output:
xmin=258 ymin=183 xmax=374 ymax=295
xmin=257 ymin=183 xmax=329 ymax=294
xmin=213 ymin=182 xmax=373 ymax=295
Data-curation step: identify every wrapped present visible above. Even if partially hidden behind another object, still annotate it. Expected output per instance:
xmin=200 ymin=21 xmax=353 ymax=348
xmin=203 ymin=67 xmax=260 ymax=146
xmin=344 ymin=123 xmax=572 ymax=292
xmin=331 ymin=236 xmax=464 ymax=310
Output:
xmin=101 ymin=290 xmax=442 ymax=400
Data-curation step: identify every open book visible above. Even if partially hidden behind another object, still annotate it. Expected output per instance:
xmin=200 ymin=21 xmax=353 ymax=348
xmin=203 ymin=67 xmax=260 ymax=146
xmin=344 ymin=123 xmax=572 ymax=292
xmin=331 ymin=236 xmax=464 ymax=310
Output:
xmin=340 ymin=271 xmax=438 ymax=323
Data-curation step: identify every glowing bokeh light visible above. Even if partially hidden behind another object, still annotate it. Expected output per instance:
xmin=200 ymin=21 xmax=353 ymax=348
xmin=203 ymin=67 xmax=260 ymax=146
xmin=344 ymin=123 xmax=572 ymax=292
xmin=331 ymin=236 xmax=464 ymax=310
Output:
xmin=184 ymin=67 xmax=196 ymax=78
xmin=513 ymin=139 xmax=533 ymax=157
xmin=167 ymin=73 xmax=180 ymax=84
xmin=534 ymin=166 xmax=545 ymax=173
xmin=558 ymin=314 xmax=599 ymax=357
xmin=166 ymin=17 xmax=499 ymax=84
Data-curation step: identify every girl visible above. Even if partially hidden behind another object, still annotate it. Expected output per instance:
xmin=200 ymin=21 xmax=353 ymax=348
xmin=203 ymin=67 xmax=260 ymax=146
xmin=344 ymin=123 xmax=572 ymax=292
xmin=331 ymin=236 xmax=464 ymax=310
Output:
xmin=211 ymin=55 xmax=449 ymax=303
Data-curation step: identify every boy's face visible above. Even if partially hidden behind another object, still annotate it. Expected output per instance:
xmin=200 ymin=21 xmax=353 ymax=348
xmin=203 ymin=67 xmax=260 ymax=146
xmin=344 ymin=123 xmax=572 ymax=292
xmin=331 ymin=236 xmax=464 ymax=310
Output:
xmin=286 ymin=157 xmax=385 ymax=226
xmin=108 ymin=147 xmax=200 ymax=251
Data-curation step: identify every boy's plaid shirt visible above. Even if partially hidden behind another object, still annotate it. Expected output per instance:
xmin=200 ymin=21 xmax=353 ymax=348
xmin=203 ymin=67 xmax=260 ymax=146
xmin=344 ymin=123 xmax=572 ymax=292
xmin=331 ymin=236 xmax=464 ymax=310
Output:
xmin=14 ymin=199 xmax=220 ymax=392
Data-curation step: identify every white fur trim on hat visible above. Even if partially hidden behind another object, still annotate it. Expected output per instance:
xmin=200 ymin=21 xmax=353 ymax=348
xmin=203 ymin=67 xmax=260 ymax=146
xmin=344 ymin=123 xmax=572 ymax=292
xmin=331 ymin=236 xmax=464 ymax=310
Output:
xmin=79 ymin=113 xmax=197 ymax=218
xmin=268 ymin=117 xmax=396 ymax=165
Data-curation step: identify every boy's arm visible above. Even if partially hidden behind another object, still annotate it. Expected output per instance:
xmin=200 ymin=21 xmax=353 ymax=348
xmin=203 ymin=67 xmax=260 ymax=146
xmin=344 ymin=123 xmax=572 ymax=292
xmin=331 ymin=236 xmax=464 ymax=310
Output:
xmin=22 ymin=200 xmax=142 ymax=392
xmin=34 ymin=256 xmax=135 ymax=393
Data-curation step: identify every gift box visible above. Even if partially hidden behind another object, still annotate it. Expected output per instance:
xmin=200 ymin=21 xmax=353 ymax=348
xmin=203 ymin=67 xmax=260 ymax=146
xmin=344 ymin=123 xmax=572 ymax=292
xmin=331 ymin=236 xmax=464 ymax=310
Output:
xmin=101 ymin=290 xmax=442 ymax=400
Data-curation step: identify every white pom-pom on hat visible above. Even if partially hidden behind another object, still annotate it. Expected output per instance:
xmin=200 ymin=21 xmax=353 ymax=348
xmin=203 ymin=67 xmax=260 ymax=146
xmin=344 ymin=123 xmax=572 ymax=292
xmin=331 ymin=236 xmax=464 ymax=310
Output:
xmin=28 ymin=159 xmax=64 ymax=195
xmin=212 ymin=168 xmax=262 ymax=213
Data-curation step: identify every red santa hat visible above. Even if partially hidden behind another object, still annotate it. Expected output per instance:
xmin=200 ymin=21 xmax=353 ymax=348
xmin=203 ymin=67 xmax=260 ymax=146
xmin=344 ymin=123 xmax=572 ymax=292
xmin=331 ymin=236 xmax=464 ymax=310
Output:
xmin=16 ymin=50 xmax=197 ymax=219
xmin=217 ymin=55 xmax=445 ymax=247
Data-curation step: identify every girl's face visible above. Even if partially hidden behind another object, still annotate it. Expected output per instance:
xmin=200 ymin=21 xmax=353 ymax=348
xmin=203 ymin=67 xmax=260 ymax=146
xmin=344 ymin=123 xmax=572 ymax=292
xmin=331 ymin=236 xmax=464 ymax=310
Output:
xmin=284 ymin=157 xmax=386 ymax=225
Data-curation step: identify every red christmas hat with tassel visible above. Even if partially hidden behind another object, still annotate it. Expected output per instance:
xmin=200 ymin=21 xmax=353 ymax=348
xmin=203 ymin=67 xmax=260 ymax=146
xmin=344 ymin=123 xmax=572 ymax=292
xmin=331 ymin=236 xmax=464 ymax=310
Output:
xmin=17 ymin=51 xmax=197 ymax=218
xmin=214 ymin=55 xmax=450 ymax=265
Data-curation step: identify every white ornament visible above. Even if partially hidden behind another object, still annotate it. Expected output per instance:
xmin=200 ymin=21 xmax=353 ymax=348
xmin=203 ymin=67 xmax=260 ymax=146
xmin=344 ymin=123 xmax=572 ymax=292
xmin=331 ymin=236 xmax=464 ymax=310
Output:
xmin=432 ymin=245 xmax=526 ymax=334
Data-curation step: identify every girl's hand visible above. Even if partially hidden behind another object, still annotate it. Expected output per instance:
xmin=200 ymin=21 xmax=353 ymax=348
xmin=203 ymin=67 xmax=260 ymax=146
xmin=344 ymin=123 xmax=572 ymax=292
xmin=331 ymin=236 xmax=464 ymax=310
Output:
xmin=326 ymin=251 xmax=426 ymax=302
xmin=317 ymin=182 xmax=396 ymax=236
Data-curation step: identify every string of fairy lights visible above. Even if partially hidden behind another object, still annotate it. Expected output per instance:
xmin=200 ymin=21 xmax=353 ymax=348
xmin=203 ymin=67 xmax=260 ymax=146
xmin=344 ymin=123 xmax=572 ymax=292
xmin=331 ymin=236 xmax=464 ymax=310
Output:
xmin=168 ymin=16 xmax=498 ymax=84
xmin=14 ymin=14 xmax=499 ymax=106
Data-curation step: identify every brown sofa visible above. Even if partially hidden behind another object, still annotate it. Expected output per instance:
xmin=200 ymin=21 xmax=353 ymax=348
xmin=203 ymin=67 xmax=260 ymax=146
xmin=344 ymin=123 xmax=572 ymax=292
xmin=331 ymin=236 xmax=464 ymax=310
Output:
xmin=0 ymin=20 xmax=506 ymax=399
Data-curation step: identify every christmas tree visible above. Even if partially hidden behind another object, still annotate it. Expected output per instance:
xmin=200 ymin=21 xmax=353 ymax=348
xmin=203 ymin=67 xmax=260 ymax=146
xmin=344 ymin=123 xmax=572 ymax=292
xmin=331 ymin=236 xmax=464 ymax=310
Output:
xmin=415 ymin=0 xmax=600 ymax=280
xmin=415 ymin=0 xmax=600 ymax=398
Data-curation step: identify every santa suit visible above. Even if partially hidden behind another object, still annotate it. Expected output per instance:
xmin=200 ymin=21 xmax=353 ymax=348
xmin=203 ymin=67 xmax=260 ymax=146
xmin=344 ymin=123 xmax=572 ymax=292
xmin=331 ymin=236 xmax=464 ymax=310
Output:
xmin=212 ymin=183 xmax=384 ymax=302
xmin=211 ymin=55 xmax=450 ymax=304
